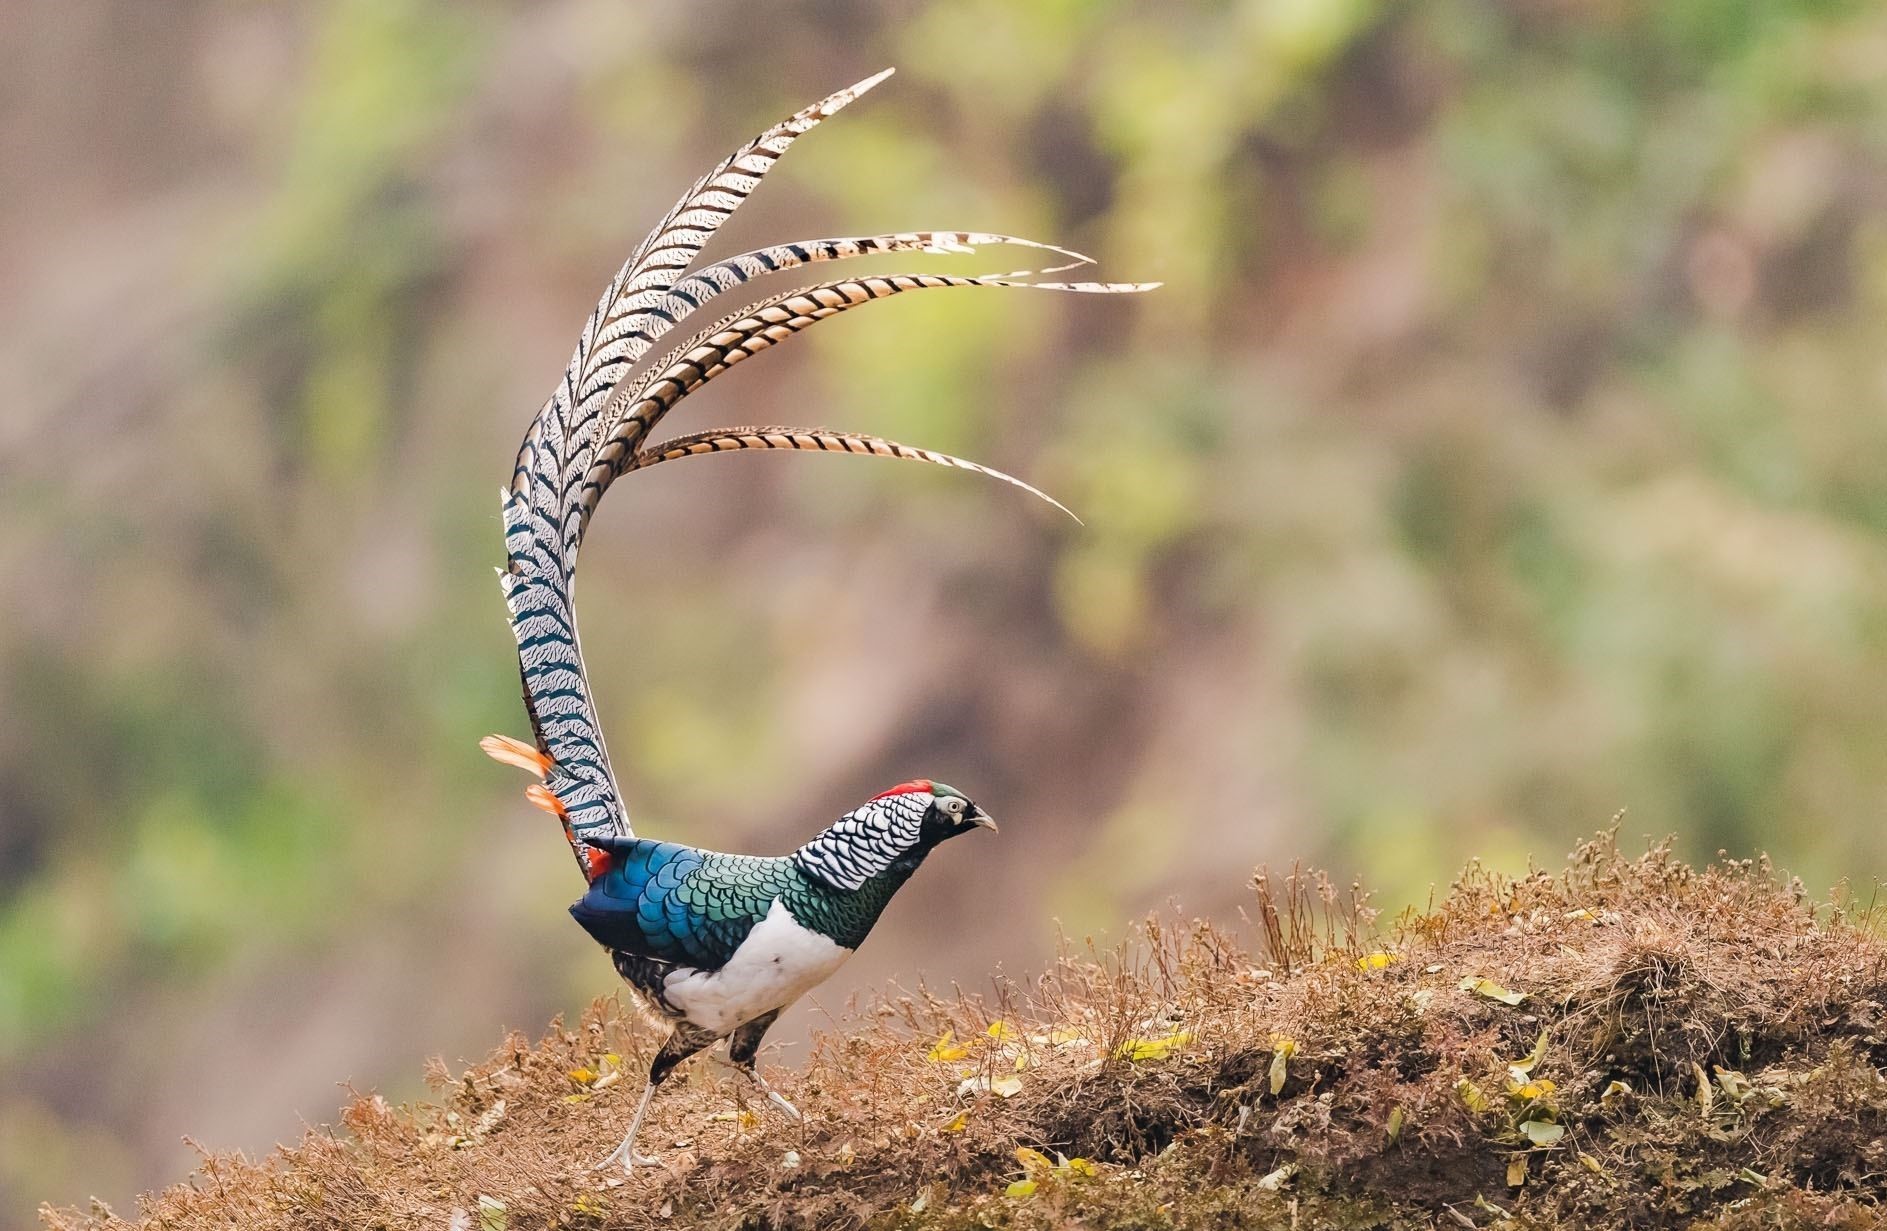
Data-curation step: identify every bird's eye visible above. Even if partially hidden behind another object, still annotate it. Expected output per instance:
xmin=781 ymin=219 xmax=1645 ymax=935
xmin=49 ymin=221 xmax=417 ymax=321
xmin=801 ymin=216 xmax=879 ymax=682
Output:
xmin=942 ymin=796 xmax=965 ymax=815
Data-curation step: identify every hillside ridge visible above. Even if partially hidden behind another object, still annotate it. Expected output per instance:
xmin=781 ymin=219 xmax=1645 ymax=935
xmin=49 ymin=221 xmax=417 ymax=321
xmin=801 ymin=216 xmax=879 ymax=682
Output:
xmin=46 ymin=833 xmax=1887 ymax=1230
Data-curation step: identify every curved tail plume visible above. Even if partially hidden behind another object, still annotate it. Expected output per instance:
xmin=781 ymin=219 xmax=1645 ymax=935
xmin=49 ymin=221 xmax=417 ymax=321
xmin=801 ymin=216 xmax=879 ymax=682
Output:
xmin=486 ymin=70 xmax=1154 ymax=878
xmin=627 ymin=428 xmax=1082 ymax=524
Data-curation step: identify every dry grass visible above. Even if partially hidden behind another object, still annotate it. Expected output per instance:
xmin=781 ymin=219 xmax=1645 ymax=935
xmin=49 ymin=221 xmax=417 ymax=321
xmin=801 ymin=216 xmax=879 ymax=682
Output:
xmin=45 ymin=832 xmax=1887 ymax=1230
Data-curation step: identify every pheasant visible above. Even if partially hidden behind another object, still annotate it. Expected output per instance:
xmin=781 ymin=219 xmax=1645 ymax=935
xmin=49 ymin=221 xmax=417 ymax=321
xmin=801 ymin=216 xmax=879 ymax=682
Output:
xmin=480 ymin=68 xmax=1152 ymax=1171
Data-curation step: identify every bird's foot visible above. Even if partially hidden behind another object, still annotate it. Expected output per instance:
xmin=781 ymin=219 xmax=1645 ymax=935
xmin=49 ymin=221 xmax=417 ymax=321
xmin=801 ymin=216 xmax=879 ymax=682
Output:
xmin=736 ymin=1065 xmax=803 ymax=1123
xmin=593 ymin=1141 xmax=664 ymax=1172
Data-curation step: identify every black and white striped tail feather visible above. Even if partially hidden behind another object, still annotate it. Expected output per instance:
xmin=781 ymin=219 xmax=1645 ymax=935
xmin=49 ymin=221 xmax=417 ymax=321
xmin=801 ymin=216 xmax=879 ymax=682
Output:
xmin=549 ymin=69 xmax=900 ymax=451
xmin=501 ymin=254 xmax=1146 ymax=861
xmin=508 ymin=74 xmax=891 ymax=558
xmin=495 ymin=68 xmax=1155 ymax=877
xmin=506 ymin=71 xmax=901 ymax=608
xmin=499 ymin=73 xmax=900 ymax=858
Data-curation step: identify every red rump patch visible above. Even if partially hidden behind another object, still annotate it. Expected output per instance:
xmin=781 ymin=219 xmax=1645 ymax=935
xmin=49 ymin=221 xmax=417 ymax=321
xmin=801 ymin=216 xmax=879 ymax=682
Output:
xmin=872 ymin=779 xmax=934 ymax=801
xmin=583 ymin=845 xmax=614 ymax=882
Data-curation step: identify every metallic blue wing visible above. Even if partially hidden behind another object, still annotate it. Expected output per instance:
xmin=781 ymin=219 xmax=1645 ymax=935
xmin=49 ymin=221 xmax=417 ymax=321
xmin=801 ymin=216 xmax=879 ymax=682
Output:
xmin=569 ymin=838 xmax=792 ymax=970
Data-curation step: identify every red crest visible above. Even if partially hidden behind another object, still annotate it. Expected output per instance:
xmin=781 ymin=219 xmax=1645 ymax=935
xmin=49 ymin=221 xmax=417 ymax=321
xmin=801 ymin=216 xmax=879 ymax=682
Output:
xmin=871 ymin=779 xmax=934 ymax=801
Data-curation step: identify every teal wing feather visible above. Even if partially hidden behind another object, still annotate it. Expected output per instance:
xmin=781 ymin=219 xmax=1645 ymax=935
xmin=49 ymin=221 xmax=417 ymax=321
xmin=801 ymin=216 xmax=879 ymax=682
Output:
xmin=569 ymin=838 xmax=797 ymax=970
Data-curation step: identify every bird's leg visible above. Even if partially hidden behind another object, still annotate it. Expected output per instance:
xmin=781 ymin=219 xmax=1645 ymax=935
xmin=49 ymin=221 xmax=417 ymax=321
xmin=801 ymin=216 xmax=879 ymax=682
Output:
xmin=727 ymin=1011 xmax=800 ymax=1123
xmin=596 ymin=1024 xmax=715 ymax=1172
xmin=745 ymin=1067 xmax=802 ymax=1124
xmin=594 ymin=1078 xmax=661 ymax=1171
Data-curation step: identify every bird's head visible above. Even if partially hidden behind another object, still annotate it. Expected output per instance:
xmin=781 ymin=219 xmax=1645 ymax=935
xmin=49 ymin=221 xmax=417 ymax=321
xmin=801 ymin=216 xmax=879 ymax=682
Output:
xmin=906 ymin=779 xmax=999 ymax=840
xmin=792 ymin=779 xmax=996 ymax=891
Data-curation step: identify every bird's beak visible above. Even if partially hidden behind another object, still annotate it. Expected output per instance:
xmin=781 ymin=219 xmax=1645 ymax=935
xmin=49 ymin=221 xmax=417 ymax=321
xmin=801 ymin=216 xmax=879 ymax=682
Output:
xmin=971 ymin=809 xmax=999 ymax=834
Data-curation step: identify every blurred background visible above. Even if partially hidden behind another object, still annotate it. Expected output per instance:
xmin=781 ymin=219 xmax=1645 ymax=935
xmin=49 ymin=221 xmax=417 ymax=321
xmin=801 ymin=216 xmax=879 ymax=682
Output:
xmin=5 ymin=0 xmax=1887 ymax=1219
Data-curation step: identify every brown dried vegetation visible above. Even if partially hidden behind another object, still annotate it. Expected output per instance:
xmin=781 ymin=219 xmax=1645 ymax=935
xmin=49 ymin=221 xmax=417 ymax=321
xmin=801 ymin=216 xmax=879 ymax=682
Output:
xmin=45 ymin=834 xmax=1887 ymax=1230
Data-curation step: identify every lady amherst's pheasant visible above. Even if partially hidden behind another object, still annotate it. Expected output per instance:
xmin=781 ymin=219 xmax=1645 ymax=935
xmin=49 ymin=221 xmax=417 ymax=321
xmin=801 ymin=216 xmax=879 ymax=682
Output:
xmin=480 ymin=68 xmax=1152 ymax=1171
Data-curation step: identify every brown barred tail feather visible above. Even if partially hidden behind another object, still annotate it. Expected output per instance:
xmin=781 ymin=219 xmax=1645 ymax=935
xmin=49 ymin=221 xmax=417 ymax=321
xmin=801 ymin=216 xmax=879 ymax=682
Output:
xmin=628 ymin=428 xmax=1083 ymax=523
xmin=586 ymin=230 xmax=1097 ymax=407
xmin=576 ymin=270 xmax=1156 ymax=536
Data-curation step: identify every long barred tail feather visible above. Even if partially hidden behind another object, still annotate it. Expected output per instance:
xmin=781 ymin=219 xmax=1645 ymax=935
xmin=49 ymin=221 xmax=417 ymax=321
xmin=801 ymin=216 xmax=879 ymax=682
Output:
xmin=498 ymin=73 xmax=897 ymax=867
xmin=578 ymin=270 xmax=1155 ymax=535
xmin=629 ymin=427 xmax=1083 ymax=523
xmin=581 ymin=233 xmax=1111 ymax=481
xmin=492 ymin=68 xmax=1153 ymax=878
xmin=587 ymin=230 xmax=1097 ymax=402
xmin=558 ymin=70 xmax=900 ymax=430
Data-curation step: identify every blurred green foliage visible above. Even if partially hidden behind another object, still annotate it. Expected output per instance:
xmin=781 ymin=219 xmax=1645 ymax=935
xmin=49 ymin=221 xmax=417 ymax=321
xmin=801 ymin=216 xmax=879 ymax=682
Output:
xmin=3 ymin=0 xmax=1887 ymax=1219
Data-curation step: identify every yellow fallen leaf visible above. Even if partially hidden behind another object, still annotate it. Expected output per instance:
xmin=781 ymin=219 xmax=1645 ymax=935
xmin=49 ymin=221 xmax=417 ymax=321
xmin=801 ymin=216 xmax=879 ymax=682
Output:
xmin=1015 ymin=1146 xmax=1054 ymax=1173
xmin=991 ymin=1075 xmax=1024 ymax=1098
xmin=986 ymin=1021 xmax=1019 ymax=1042
xmin=1005 ymin=1180 xmax=1037 ymax=1199
xmin=1064 ymin=1157 xmax=1098 ymax=1178
xmin=738 ymin=1109 xmax=759 ymax=1131
xmin=1578 ymin=1151 xmax=1611 ymax=1179
xmin=1386 ymin=1105 xmax=1406 ymax=1143
xmin=1356 ymin=952 xmax=1399 ymax=971
xmin=927 ymin=1032 xmax=970 ymax=1063
xmin=1714 ymin=1066 xmax=1751 ymax=1102
xmin=567 ymin=1067 xmax=597 ymax=1085
xmin=1694 ymin=1062 xmax=1714 ymax=1118
xmin=941 ymin=1110 xmax=969 ymax=1134
xmin=571 ymin=1193 xmax=606 ymax=1216
xmin=562 ymin=1093 xmax=589 ymax=1105
xmin=1117 ymin=1030 xmax=1193 ymax=1063
xmin=1520 ymin=1119 xmax=1564 ymax=1147
xmin=602 ymin=1052 xmax=621 ymax=1067
xmin=1600 ymin=1079 xmax=1632 ymax=1107
xmin=1459 ymin=976 xmax=1527 ymax=1005
xmin=1269 ymin=1038 xmax=1297 ymax=1095
xmin=1456 ymin=1078 xmax=1490 ymax=1113
xmin=1509 ymin=1030 xmax=1550 ymax=1076
xmin=1507 ymin=1154 xmax=1529 ymax=1187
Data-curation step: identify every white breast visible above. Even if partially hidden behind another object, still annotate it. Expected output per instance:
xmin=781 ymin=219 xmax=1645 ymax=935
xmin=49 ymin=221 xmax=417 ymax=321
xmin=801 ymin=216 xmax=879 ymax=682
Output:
xmin=661 ymin=898 xmax=854 ymax=1035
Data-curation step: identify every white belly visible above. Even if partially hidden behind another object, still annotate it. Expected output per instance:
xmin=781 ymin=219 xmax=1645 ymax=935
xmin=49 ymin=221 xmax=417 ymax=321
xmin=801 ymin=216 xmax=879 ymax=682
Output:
xmin=661 ymin=898 xmax=854 ymax=1035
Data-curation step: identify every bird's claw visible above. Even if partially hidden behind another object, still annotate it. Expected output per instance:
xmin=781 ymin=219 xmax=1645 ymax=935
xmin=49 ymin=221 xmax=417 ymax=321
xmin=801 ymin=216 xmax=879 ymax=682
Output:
xmin=767 ymin=1090 xmax=803 ymax=1123
xmin=593 ymin=1143 xmax=664 ymax=1172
